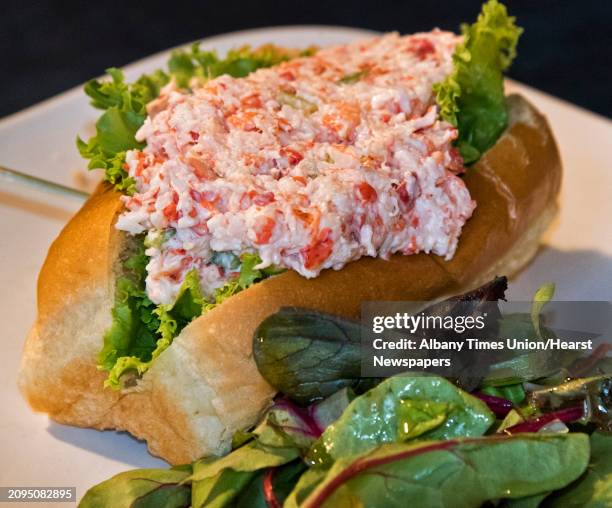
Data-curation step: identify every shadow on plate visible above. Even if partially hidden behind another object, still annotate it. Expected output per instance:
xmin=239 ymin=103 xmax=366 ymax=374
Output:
xmin=507 ymin=246 xmax=612 ymax=300
xmin=0 ymin=189 xmax=76 ymax=222
xmin=47 ymin=421 xmax=168 ymax=468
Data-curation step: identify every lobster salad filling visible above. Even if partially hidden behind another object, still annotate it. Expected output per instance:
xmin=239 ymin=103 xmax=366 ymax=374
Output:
xmin=115 ymin=31 xmax=475 ymax=305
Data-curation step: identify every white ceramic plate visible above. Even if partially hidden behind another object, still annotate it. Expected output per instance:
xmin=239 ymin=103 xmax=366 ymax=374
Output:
xmin=0 ymin=26 xmax=610 ymax=502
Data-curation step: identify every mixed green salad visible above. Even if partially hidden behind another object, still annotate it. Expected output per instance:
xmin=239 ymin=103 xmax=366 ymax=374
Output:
xmin=80 ymin=278 xmax=611 ymax=507
xmin=78 ymin=0 xmax=521 ymax=389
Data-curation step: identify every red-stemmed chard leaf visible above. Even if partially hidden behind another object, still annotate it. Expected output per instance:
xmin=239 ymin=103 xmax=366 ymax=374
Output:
xmin=505 ymin=406 xmax=584 ymax=434
xmin=300 ymin=433 xmax=589 ymax=508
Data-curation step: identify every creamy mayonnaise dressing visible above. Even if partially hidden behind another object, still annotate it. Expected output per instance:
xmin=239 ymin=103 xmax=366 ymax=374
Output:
xmin=115 ymin=32 xmax=475 ymax=305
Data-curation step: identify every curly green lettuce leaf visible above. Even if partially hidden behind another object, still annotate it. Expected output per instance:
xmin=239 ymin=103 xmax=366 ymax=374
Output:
xmin=102 ymin=251 xmax=282 ymax=388
xmin=76 ymin=68 xmax=167 ymax=194
xmin=83 ymin=67 xmax=168 ymax=112
xmin=97 ymin=243 xmax=159 ymax=380
xmin=103 ymin=268 xmax=204 ymax=389
xmin=156 ymin=269 xmax=206 ymax=341
xmin=434 ymin=0 xmax=522 ymax=163
xmin=78 ymin=45 xmax=313 ymax=192
xmin=169 ymin=43 xmax=315 ymax=88
xmin=204 ymin=252 xmax=283 ymax=311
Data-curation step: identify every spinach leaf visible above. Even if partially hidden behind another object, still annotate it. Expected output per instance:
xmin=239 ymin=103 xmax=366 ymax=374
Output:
xmin=433 ymin=0 xmax=522 ymax=163
xmin=79 ymin=468 xmax=191 ymax=508
xmin=284 ymin=468 xmax=328 ymax=508
xmin=189 ymin=433 xmax=297 ymax=484
xmin=253 ymin=277 xmax=508 ymax=403
xmin=190 ymin=451 xmax=295 ymax=507
xmin=191 ymin=466 xmax=254 ymax=508
xmin=189 ymin=416 xmax=300 ymax=507
xmin=419 ymin=276 xmax=507 ymax=390
xmin=544 ymin=432 xmax=612 ymax=507
xmin=253 ymin=307 xmax=364 ymax=403
xmin=310 ymin=375 xmax=494 ymax=462
xmin=299 ymin=434 xmax=590 ymax=508
xmin=190 ymin=387 xmax=348 ymax=506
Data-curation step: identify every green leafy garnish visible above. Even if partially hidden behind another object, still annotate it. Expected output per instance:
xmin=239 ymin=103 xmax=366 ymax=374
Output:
xmin=97 ymin=241 xmax=160 ymax=387
xmin=253 ymin=278 xmax=508 ymax=404
xmin=434 ymin=0 xmax=522 ymax=163
xmin=311 ymin=375 xmax=494 ymax=462
xmin=545 ymin=432 xmax=612 ymax=507
xmin=100 ymin=248 xmax=281 ymax=388
xmin=204 ymin=252 xmax=281 ymax=311
xmin=102 ymin=266 xmax=204 ymax=389
xmin=299 ymin=434 xmax=589 ymax=508
xmin=77 ymin=68 xmax=167 ymax=193
xmin=79 ymin=467 xmax=191 ymax=508
xmin=189 ymin=410 xmax=302 ymax=507
xmin=155 ymin=269 xmax=205 ymax=343
xmin=253 ymin=307 xmax=364 ymax=403
xmin=168 ymin=43 xmax=315 ymax=88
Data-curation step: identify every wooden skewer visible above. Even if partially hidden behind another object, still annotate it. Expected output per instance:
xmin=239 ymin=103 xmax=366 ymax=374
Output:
xmin=0 ymin=165 xmax=90 ymax=201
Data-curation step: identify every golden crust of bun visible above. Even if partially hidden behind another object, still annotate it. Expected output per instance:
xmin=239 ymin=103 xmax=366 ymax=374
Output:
xmin=19 ymin=94 xmax=562 ymax=464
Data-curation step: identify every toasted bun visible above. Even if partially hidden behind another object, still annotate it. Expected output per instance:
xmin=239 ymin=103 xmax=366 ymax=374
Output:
xmin=19 ymin=94 xmax=561 ymax=464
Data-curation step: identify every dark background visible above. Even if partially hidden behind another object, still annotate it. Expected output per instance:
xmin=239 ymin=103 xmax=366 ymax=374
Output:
xmin=2 ymin=0 xmax=611 ymax=118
